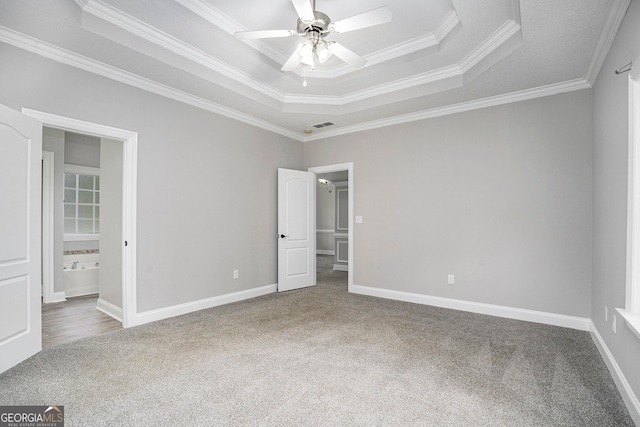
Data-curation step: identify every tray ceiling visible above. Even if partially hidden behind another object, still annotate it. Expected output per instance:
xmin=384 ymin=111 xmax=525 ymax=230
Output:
xmin=0 ymin=0 xmax=630 ymax=141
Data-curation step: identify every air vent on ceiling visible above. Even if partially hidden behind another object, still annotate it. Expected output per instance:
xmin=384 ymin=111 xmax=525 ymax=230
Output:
xmin=312 ymin=121 xmax=335 ymax=129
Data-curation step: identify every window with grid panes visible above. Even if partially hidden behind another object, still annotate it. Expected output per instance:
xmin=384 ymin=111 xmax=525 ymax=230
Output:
xmin=64 ymin=172 xmax=100 ymax=235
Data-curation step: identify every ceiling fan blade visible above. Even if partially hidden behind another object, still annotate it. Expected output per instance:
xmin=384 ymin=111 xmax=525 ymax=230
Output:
xmin=281 ymin=50 xmax=302 ymax=71
xmin=291 ymin=0 xmax=315 ymax=22
xmin=235 ymin=29 xmax=296 ymax=40
xmin=330 ymin=6 xmax=392 ymax=34
xmin=327 ymin=42 xmax=367 ymax=68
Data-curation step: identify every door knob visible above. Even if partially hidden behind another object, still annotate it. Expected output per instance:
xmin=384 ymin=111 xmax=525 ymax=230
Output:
xmin=278 ymin=234 xmax=288 ymax=239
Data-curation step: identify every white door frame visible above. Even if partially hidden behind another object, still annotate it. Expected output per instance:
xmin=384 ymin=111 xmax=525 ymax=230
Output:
xmin=41 ymin=151 xmax=55 ymax=303
xmin=23 ymin=109 xmax=138 ymax=328
xmin=308 ymin=162 xmax=354 ymax=292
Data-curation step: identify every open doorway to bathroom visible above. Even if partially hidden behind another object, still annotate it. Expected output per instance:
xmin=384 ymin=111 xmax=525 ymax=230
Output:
xmin=41 ymin=128 xmax=123 ymax=347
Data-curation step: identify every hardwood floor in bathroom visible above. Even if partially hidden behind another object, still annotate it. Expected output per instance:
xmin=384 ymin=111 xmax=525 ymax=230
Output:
xmin=41 ymin=295 xmax=122 ymax=348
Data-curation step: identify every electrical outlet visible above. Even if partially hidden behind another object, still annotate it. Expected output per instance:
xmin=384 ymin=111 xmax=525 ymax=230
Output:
xmin=612 ymin=314 xmax=617 ymax=334
xmin=605 ymin=306 xmax=608 ymax=322
xmin=447 ymin=274 xmax=454 ymax=285
xmin=233 ymin=270 xmax=239 ymax=280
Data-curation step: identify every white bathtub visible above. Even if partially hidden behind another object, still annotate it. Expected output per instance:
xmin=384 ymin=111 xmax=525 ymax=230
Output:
xmin=63 ymin=252 xmax=100 ymax=297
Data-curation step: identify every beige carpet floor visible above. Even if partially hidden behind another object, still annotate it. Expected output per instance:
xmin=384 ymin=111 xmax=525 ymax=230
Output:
xmin=0 ymin=258 xmax=633 ymax=426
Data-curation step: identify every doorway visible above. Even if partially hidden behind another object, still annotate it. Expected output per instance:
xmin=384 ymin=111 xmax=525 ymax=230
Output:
xmin=40 ymin=130 xmax=125 ymax=344
xmin=308 ymin=163 xmax=354 ymax=292
xmin=26 ymin=108 xmax=138 ymax=328
xmin=315 ymin=170 xmax=348 ymax=289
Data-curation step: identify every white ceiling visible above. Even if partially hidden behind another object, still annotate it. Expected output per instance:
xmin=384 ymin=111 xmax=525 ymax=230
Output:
xmin=0 ymin=0 xmax=629 ymax=141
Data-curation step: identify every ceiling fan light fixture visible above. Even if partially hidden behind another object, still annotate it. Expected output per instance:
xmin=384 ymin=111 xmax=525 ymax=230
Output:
xmin=315 ymin=43 xmax=332 ymax=63
xmin=300 ymin=54 xmax=314 ymax=68
xmin=241 ymin=1 xmax=391 ymax=71
xmin=297 ymin=40 xmax=314 ymax=59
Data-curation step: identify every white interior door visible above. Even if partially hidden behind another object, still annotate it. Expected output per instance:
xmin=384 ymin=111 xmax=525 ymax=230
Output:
xmin=0 ymin=104 xmax=42 ymax=374
xmin=278 ymin=168 xmax=316 ymax=292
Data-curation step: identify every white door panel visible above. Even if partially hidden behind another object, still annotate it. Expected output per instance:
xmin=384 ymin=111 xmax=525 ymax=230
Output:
xmin=278 ymin=168 xmax=315 ymax=292
xmin=0 ymin=104 xmax=42 ymax=373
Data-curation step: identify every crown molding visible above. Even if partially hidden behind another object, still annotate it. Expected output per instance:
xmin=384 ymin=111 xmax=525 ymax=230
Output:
xmin=284 ymin=65 xmax=463 ymax=107
xmin=76 ymin=0 xmax=285 ymax=102
xmin=0 ymin=23 xmax=595 ymax=144
xmin=303 ymin=79 xmax=591 ymax=142
xmin=72 ymin=0 xmax=522 ymax=111
xmin=0 ymin=0 xmax=613 ymax=145
xmin=173 ymin=0 xmax=238 ymax=34
xmin=0 ymin=26 xmax=302 ymax=142
xmin=173 ymin=0 xmax=292 ymax=65
xmin=173 ymin=0 xmax=462 ymax=79
xmin=307 ymin=9 xmax=462 ymax=79
xmin=283 ymin=21 xmax=521 ymax=108
xmin=459 ymin=19 xmax=521 ymax=73
xmin=583 ymin=0 xmax=632 ymax=85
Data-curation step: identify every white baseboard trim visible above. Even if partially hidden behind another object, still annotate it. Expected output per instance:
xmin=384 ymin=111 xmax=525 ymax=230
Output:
xmin=351 ymin=284 xmax=591 ymax=331
xmin=317 ymin=250 xmax=335 ymax=255
xmin=65 ymin=285 xmax=99 ymax=299
xmin=48 ymin=291 xmax=67 ymax=303
xmin=333 ymin=264 xmax=348 ymax=272
xmin=97 ymin=298 xmax=123 ymax=323
xmin=134 ymin=284 xmax=277 ymax=326
xmin=590 ymin=322 xmax=640 ymax=425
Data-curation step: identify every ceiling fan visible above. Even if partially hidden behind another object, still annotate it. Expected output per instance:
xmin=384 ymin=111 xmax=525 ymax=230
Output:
xmin=234 ymin=0 xmax=392 ymax=71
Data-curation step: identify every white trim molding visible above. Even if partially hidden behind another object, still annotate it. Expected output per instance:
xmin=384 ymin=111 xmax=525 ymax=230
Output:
xmin=0 ymin=23 xmax=602 ymax=143
xmin=590 ymin=322 xmax=640 ymax=425
xmin=48 ymin=291 xmax=67 ymax=304
xmin=623 ymin=54 xmax=640 ymax=339
xmin=176 ymin=0 xmax=463 ymax=78
xmin=41 ymin=151 xmax=55 ymax=304
xmin=583 ymin=0 xmax=632 ymax=85
xmin=0 ymin=27 xmax=299 ymax=141
xmin=135 ymin=284 xmax=276 ymax=326
xmin=304 ymin=79 xmax=591 ymax=142
xmin=351 ymin=284 xmax=591 ymax=331
xmin=97 ymin=298 xmax=123 ymax=323
xmin=335 ymin=240 xmax=349 ymax=264
xmin=616 ymin=308 xmax=640 ymax=340
xmin=64 ymin=164 xmax=100 ymax=176
xmin=22 ymin=108 xmax=139 ymax=328
xmin=316 ymin=250 xmax=335 ymax=256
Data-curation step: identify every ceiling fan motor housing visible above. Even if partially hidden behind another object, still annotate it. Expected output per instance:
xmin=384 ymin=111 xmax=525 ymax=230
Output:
xmin=297 ymin=11 xmax=331 ymax=37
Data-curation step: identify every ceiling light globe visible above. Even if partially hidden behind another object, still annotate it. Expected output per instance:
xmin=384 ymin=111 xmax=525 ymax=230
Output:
xmin=316 ymin=44 xmax=332 ymax=63
xmin=297 ymin=41 xmax=313 ymax=59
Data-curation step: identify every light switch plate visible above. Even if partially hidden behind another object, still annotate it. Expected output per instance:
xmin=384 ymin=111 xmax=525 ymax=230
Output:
xmin=355 ymin=216 xmax=363 ymax=223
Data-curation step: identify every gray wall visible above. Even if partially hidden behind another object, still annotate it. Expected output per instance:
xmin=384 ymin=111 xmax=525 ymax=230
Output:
xmin=305 ymin=90 xmax=593 ymax=318
xmin=64 ymin=132 xmax=100 ymax=168
xmin=592 ymin=0 xmax=640 ymax=402
xmin=0 ymin=43 xmax=303 ymax=313
xmin=42 ymin=127 xmax=65 ymax=294
xmin=99 ymin=138 xmax=123 ymax=309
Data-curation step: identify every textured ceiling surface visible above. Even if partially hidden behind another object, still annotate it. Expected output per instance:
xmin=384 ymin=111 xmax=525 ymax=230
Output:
xmin=0 ymin=0 xmax=629 ymax=141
